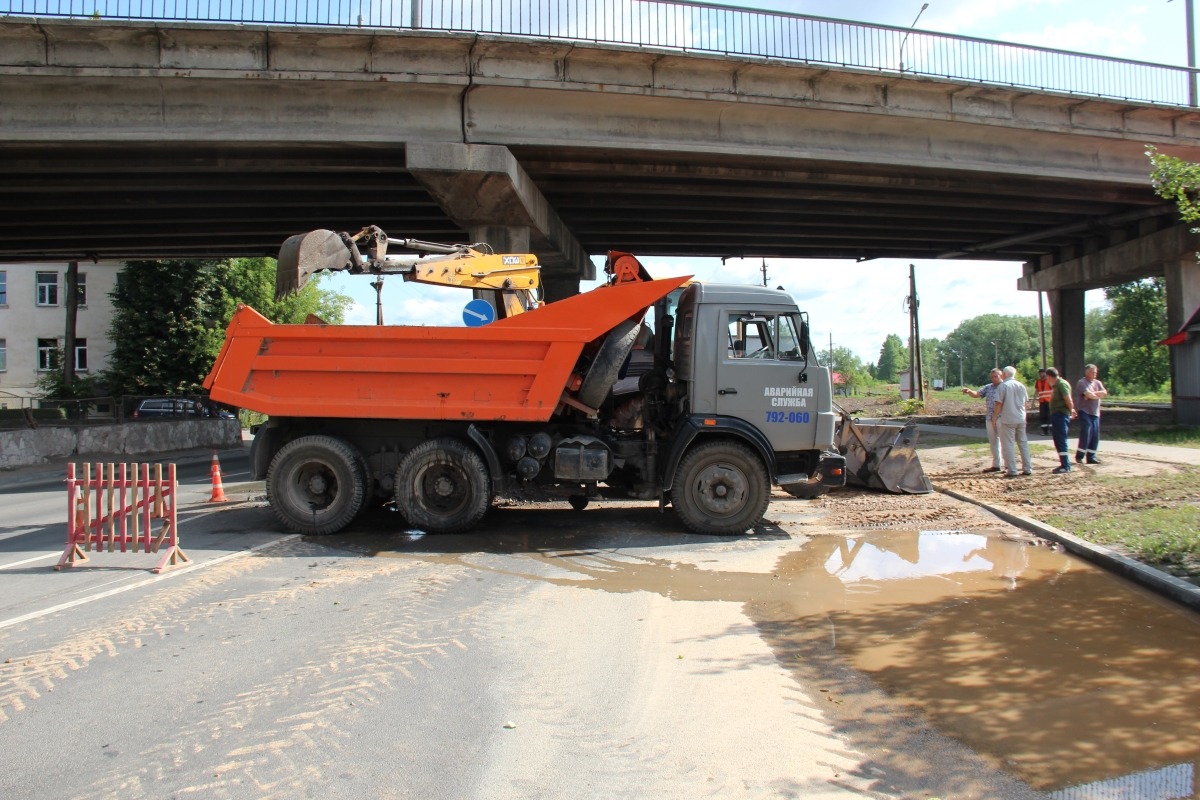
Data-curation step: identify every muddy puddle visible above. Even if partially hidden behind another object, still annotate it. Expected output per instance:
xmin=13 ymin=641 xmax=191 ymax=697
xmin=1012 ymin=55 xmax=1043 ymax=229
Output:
xmin=326 ymin=515 xmax=1200 ymax=798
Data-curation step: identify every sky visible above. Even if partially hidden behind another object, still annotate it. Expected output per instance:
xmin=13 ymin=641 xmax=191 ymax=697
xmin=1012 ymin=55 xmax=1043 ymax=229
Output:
xmin=328 ymin=0 xmax=1188 ymax=364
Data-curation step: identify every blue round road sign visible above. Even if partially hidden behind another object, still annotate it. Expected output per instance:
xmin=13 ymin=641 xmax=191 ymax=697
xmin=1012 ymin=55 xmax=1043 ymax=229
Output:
xmin=462 ymin=298 xmax=496 ymax=327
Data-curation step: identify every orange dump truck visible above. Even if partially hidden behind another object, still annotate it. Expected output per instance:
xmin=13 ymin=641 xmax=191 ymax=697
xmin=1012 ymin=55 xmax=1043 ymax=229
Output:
xmin=204 ymin=248 xmax=848 ymax=536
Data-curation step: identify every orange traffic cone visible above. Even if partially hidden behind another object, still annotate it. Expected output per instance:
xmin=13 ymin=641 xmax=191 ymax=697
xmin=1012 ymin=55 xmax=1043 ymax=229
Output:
xmin=208 ymin=450 xmax=229 ymax=502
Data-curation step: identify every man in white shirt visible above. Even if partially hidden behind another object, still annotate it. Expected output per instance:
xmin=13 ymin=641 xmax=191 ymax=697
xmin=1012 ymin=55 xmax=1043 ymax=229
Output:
xmin=992 ymin=365 xmax=1032 ymax=478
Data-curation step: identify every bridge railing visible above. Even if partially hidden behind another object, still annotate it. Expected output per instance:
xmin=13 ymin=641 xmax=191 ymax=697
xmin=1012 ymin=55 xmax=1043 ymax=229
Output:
xmin=3 ymin=0 xmax=1195 ymax=107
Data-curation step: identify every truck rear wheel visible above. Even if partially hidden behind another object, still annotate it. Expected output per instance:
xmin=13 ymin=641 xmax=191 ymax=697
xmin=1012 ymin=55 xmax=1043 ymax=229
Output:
xmin=265 ymin=435 xmax=366 ymax=536
xmin=671 ymin=440 xmax=770 ymax=535
xmin=395 ymin=438 xmax=491 ymax=534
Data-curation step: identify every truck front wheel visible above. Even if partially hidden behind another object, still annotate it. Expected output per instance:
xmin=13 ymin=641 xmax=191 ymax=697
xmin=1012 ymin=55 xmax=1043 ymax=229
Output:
xmin=671 ymin=440 xmax=770 ymax=535
xmin=265 ymin=435 xmax=366 ymax=536
xmin=395 ymin=438 xmax=491 ymax=534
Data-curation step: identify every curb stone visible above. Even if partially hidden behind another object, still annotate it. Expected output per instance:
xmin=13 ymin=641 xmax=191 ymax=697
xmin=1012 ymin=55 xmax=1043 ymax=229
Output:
xmin=937 ymin=485 xmax=1200 ymax=612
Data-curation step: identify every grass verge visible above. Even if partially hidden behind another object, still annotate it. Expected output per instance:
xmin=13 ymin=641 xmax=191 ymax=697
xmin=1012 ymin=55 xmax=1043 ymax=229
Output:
xmin=1039 ymin=468 xmax=1200 ymax=582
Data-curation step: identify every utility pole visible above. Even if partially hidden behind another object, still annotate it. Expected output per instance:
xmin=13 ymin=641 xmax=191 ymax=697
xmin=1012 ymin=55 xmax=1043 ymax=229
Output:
xmin=904 ymin=264 xmax=924 ymax=401
xmin=1038 ymin=291 xmax=1048 ymax=369
xmin=1189 ymin=0 xmax=1197 ymax=106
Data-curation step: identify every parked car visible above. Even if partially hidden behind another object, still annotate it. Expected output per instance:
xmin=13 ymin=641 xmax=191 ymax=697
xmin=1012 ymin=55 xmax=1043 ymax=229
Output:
xmin=132 ymin=398 xmax=209 ymax=419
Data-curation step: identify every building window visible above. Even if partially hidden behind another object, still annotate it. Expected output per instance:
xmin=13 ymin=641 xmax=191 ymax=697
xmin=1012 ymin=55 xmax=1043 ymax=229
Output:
xmin=75 ymin=338 xmax=88 ymax=371
xmin=76 ymin=273 xmax=87 ymax=306
xmin=0 ymin=271 xmax=7 ymax=305
xmin=37 ymin=272 xmax=60 ymax=306
xmin=0 ymin=338 xmax=6 ymax=372
xmin=37 ymin=338 xmax=58 ymax=371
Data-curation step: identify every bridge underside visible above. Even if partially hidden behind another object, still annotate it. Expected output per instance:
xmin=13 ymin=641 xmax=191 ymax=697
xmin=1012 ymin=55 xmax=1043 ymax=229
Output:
xmin=0 ymin=141 xmax=1181 ymax=264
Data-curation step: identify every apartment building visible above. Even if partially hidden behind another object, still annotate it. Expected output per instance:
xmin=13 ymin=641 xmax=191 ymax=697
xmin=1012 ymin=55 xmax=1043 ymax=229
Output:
xmin=0 ymin=262 xmax=121 ymax=408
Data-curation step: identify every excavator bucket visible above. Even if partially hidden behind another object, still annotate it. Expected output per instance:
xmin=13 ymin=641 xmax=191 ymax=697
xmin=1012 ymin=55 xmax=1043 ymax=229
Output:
xmin=276 ymin=229 xmax=356 ymax=299
xmin=835 ymin=413 xmax=933 ymax=494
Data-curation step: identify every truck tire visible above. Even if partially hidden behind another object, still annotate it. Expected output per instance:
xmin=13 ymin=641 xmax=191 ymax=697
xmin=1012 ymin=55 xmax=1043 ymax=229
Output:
xmin=265 ymin=435 xmax=366 ymax=536
xmin=577 ymin=319 xmax=640 ymax=408
xmin=395 ymin=438 xmax=491 ymax=534
xmin=782 ymin=481 xmax=830 ymax=500
xmin=671 ymin=440 xmax=770 ymax=535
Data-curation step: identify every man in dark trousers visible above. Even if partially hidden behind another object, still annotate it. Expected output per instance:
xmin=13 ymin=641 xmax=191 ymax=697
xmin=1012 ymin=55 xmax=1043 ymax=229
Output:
xmin=1046 ymin=367 xmax=1077 ymax=474
xmin=1074 ymin=363 xmax=1108 ymax=465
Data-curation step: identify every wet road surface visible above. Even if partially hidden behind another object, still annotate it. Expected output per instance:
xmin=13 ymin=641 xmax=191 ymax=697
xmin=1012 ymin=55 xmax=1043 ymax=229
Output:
xmin=1 ymin=484 xmax=1197 ymax=798
xmin=331 ymin=504 xmax=1200 ymax=799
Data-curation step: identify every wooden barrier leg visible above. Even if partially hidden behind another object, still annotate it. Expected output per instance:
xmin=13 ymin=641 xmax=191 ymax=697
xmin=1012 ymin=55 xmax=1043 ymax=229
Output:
xmin=152 ymin=464 xmax=188 ymax=573
xmin=56 ymin=463 xmax=90 ymax=570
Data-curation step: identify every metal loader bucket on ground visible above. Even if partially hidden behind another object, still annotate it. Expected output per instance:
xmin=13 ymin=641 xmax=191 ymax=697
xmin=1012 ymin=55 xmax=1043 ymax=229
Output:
xmin=836 ymin=415 xmax=933 ymax=494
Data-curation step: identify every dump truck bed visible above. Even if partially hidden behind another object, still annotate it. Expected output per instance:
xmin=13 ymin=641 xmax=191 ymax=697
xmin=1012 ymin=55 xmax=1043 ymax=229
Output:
xmin=203 ymin=276 xmax=688 ymax=422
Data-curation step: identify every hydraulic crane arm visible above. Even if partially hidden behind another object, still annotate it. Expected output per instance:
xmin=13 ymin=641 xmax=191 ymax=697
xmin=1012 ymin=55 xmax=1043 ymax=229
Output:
xmin=275 ymin=225 xmax=541 ymax=316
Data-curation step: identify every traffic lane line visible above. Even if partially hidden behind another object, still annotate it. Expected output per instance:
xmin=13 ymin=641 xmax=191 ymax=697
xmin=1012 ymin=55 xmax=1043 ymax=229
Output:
xmin=0 ymin=534 xmax=298 ymax=631
xmin=0 ymin=552 xmax=59 ymax=570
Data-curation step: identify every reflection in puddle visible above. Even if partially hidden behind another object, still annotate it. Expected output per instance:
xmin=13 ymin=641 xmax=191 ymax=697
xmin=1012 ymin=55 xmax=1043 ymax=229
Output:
xmin=335 ymin=522 xmax=1200 ymax=798
xmin=779 ymin=531 xmax=1200 ymax=798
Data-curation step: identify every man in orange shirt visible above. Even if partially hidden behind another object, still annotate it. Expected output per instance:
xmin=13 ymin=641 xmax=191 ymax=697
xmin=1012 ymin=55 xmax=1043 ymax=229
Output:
xmin=1034 ymin=367 xmax=1053 ymax=436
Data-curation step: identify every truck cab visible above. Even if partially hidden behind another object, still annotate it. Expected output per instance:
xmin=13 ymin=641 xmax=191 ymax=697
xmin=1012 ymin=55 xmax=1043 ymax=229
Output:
xmin=657 ymin=283 xmax=845 ymax=526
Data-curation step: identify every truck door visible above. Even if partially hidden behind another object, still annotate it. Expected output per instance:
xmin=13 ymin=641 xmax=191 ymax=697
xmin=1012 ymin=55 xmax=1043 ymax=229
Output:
xmin=715 ymin=311 xmax=817 ymax=452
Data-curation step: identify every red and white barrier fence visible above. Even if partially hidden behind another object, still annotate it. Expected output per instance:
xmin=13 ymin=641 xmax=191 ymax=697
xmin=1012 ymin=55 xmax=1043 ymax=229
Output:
xmin=57 ymin=462 xmax=190 ymax=574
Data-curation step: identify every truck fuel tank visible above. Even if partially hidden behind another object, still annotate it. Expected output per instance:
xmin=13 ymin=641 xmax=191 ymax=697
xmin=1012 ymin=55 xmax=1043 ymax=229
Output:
xmin=553 ymin=436 xmax=613 ymax=482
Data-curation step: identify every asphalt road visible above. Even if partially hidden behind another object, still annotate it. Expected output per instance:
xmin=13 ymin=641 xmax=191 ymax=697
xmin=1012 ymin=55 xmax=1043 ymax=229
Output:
xmin=0 ymin=452 xmax=1052 ymax=800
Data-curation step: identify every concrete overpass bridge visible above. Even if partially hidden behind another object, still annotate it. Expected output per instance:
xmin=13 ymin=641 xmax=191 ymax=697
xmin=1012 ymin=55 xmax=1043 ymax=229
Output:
xmin=2 ymin=2 xmax=1200 ymax=418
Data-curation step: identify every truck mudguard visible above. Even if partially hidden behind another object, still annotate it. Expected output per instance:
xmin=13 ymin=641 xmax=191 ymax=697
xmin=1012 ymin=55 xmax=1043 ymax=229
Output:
xmin=467 ymin=424 xmax=507 ymax=497
xmin=661 ymin=415 xmax=777 ymax=494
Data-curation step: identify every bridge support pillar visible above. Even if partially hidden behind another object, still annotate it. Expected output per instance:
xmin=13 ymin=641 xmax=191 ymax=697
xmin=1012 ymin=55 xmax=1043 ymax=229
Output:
xmin=1048 ymin=288 xmax=1086 ymax=382
xmin=407 ymin=143 xmax=593 ymax=292
xmin=468 ymin=225 xmax=528 ymax=253
xmin=1165 ymin=258 xmax=1200 ymax=425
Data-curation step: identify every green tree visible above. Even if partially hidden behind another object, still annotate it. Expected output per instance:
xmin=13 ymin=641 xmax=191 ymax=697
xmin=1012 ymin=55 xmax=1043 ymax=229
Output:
xmin=876 ymin=334 xmax=908 ymax=382
xmin=821 ymin=345 xmax=869 ymax=395
xmin=920 ymin=336 xmax=943 ymax=387
xmin=1082 ymin=306 xmax=1115 ymax=379
xmin=105 ymin=260 xmax=229 ymax=395
xmin=1147 ymin=145 xmax=1200 ymax=223
xmin=216 ymin=257 xmax=350 ymax=325
xmin=104 ymin=258 xmax=352 ymax=396
xmin=943 ymin=314 xmax=1042 ymax=386
xmin=1104 ymin=278 xmax=1170 ymax=393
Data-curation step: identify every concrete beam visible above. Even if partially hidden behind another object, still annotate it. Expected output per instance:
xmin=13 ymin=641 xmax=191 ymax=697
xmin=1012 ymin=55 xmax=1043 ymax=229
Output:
xmin=1018 ymin=225 xmax=1200 ymax=292
xmin=406 ymin=143 xmax=594 ymax=281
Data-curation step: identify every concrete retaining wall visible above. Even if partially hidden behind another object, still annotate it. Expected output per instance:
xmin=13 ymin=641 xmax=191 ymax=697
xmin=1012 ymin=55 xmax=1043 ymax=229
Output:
xmin=0 ymin=420 xmax=242 ymax=469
